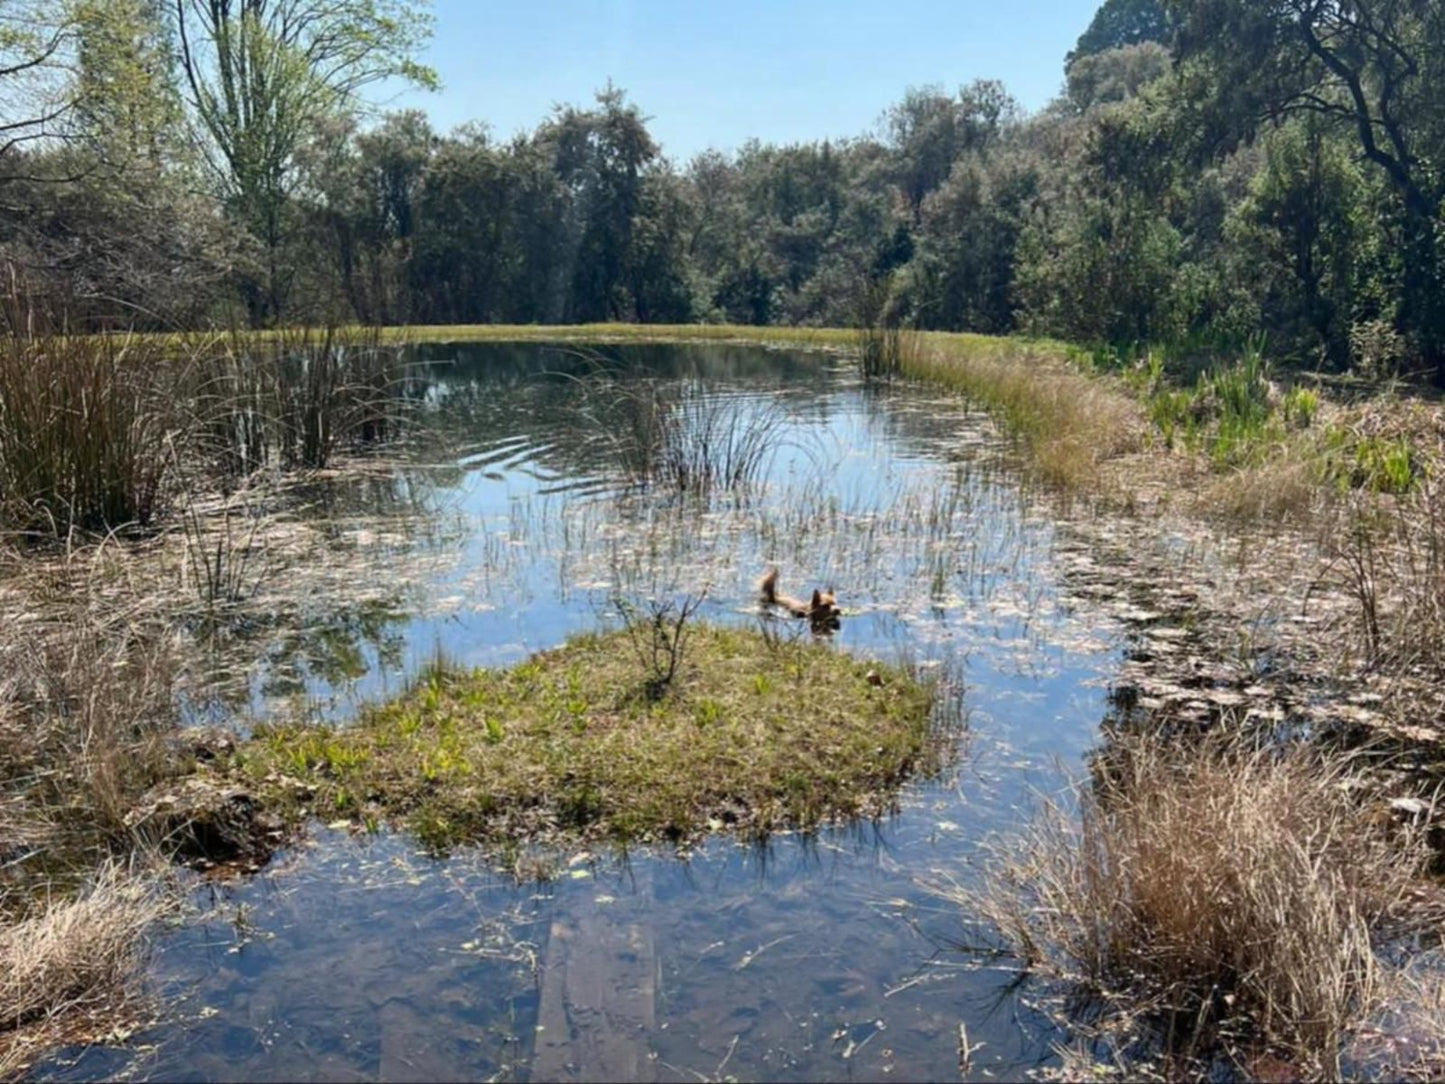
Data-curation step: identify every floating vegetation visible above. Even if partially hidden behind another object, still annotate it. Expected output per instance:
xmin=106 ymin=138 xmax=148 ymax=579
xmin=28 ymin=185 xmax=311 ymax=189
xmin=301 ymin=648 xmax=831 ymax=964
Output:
xmin=233 ymin=624 xmax=942 ymax=854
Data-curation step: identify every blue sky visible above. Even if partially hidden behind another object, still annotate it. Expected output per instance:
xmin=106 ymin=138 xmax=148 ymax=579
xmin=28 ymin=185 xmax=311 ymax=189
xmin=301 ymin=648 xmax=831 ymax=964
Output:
xmin=380 ymin=0 xmax=1103 ymax=162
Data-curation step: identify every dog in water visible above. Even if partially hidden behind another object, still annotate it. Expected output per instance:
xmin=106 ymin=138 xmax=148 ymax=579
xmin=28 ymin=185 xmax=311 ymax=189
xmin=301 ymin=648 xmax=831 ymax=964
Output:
xmin=757 ymin=567 xmax=840 ymax=631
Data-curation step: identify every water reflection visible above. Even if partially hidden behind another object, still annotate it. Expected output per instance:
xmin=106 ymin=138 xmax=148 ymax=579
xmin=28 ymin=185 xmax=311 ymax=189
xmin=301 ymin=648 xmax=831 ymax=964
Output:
xmin=38 ymin=342 xmax=1136 ymax=1082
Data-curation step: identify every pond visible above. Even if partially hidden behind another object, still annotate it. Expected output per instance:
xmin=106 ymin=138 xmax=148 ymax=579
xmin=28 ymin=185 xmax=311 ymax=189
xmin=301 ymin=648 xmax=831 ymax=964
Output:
xmin=37 ymin=341 xmax=1140 ymax=1082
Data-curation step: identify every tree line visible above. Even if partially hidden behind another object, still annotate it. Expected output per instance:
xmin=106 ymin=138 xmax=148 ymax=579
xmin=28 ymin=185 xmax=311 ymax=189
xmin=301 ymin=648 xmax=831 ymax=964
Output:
xmin=1 ymin=0 xmax=1442 ymax=378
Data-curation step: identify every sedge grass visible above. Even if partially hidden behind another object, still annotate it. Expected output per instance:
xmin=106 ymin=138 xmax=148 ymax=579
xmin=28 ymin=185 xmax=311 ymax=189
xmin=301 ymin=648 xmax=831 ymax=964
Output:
xmin=0 ymin=330 xmax=180 ymax=538
xmin=0 ymin=861 xmax=172 ymax=1076
xmin=939 ymin=731 xmax=1432 ymax=1077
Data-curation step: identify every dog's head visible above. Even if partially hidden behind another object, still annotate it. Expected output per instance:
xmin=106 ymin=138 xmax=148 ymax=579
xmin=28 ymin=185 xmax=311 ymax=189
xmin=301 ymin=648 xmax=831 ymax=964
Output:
xmin=808 ymin=588 xmax=841 ymax=630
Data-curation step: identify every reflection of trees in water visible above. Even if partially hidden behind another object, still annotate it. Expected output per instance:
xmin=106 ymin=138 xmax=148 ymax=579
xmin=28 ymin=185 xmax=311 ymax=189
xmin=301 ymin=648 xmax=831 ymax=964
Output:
xmin=257 ymin=596 xmax=409 ymax=700
xmin=183 ymin=595 xmax=410 ymax=713
xmin=855 ymin=380 xmax=1013 ymax=471
xmin=402 ymin=342 xmax=838 ymax=492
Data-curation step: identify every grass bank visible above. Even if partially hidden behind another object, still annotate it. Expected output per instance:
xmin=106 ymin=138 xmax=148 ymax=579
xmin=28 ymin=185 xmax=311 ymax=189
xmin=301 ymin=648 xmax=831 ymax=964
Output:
xmin=375 ymin=323 xmax=1438 ymax=518
xmin=231 ymin=623 xmax=940 ymax=854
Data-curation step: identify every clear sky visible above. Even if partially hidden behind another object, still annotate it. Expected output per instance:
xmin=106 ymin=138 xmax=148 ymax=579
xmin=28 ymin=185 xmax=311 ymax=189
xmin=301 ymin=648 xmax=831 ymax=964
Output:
xmin=381 ymin=0 xmax=1103 ymax=162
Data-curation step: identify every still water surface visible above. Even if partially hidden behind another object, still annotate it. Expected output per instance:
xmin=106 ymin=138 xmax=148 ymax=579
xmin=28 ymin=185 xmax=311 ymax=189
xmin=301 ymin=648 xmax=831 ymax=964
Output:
xmin=41 ymin=342 xmax=1136 ymax=1082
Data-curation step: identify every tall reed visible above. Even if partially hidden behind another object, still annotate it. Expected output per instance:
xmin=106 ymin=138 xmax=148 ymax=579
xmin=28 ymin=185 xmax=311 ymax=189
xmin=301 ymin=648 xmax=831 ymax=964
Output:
xmin=577 ymin=373 xmax=788 ymax=495
xmin=200 ymin=326 xmax=408 ymax=474
xmin=0 ymin=330 xmax=181 ymax=537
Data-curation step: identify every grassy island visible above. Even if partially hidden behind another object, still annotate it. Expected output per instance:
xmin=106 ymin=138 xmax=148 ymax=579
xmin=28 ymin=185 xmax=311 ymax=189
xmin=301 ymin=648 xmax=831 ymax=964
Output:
xmin=234 ymin=624 xmax=941 ymax=852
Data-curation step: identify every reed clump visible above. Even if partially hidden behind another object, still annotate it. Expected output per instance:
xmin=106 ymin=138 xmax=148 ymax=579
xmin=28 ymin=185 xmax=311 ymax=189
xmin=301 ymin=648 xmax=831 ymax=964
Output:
xmin=0 ymin=314 xmax=407 ymax=542
xmin=577 ymin=373 xmax=788 ymax=495
xmin=856 ymin=325 xmax=924 ymax=381
xmin=199 ymin=326 xmax=407 ymax=475
xmin=0 ymin=330 xmax=181 ymax=538
xmin=944 ymin=731 xmax=1431 ymax=1077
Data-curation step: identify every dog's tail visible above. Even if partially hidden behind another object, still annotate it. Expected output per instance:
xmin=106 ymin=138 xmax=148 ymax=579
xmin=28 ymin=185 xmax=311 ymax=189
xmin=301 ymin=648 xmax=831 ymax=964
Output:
xmin=757 ymin=566 xmax=780 ymax=604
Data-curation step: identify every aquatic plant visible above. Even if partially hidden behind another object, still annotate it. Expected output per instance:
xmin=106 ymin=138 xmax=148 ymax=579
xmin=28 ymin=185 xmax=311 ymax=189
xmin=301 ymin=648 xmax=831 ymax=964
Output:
xmin=573 ymin=370 xmax=789 ymax=496
xmin=199 ymin=326 xmax=409 ymax=474
xmin=899 ymin=334 xmax=1145 ymax=491
xmin=0 ymin=328 xmax=181 ymax=537
xmin=856 ymin=324 xmax=921 ymax=382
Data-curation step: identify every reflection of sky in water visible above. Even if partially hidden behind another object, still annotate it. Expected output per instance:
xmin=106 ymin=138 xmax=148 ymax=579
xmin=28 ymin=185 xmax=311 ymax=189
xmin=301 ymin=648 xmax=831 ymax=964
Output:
xmin=39 ymin=344 xmax=1132 ymax=1082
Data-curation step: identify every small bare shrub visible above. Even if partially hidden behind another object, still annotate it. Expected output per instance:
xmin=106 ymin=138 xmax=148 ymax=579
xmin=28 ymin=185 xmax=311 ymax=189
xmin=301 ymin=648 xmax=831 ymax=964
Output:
xmin=613 ymin=592 xmax=706 ymax=701
xmin=1323 ymin=480 xmax=1445 ymax=679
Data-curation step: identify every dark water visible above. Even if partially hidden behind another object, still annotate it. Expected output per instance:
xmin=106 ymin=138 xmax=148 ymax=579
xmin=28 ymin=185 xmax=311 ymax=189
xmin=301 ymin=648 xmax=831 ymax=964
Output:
xmin=39 ymin=342 xmax=1134 ymax=1082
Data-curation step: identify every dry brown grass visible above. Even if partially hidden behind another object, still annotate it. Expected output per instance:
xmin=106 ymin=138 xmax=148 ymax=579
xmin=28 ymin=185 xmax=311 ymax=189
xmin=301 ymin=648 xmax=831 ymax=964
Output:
xmin=937 ymin=731 xmax=1433 ymax=1077
xmin=0 ymin=861 xmax=172 ymax=1077
xmin=0 ymin=610 xmax=184 ymax=900
xmin=901 ymin=334 xmax=1146 ymax=492
xmin=1200 ymin=454 xmax=1323 ymax=523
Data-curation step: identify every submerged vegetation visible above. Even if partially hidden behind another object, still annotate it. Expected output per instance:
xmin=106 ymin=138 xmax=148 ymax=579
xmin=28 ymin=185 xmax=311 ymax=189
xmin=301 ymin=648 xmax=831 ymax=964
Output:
xmin=233 ymin=623 xmax=941 ymax=854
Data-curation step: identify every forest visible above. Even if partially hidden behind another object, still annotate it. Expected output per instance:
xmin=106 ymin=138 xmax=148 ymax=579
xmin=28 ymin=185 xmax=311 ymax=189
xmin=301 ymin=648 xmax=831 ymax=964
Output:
xmin=3 ymin=0 xmax=1442 ymax=381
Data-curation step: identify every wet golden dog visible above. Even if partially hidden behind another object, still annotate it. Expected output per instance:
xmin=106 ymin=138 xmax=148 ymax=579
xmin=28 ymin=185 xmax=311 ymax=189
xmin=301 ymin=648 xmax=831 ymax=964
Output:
xmin=757 ymin=567 xmax=840 ymax=630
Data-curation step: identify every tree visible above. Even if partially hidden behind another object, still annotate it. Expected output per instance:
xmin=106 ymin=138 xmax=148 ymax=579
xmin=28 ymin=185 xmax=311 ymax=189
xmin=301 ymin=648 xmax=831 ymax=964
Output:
xmin=174 ymin=0 xmax=437 ymax=323
xmin=73 ymin=0 xmax=179 ymax=168
xmin=1069 ymin=0 xmax=1173 ymax=64
xmin=1066 ymin=41 xmax=1171 ymax=112
xmin=1227 ymin=116 xmax=1374 ymax=365
xmin=0 ymin=1 xmax=83 ymax=183
xmin=1168 ymin=0 xmax=1445 ymax=377
xmin=885 ymin=80 xmax=1016 ymax=222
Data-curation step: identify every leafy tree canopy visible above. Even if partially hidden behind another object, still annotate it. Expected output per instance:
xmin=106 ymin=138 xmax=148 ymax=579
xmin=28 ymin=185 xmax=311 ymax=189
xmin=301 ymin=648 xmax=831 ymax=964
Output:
xmin=1069 ymin=0 xmax=1174 ymax=64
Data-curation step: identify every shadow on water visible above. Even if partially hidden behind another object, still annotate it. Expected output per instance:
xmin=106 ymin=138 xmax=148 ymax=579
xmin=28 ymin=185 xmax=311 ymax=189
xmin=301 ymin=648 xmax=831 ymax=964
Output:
xmin=36 ymin=342 xmax=1141 ymax=1082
